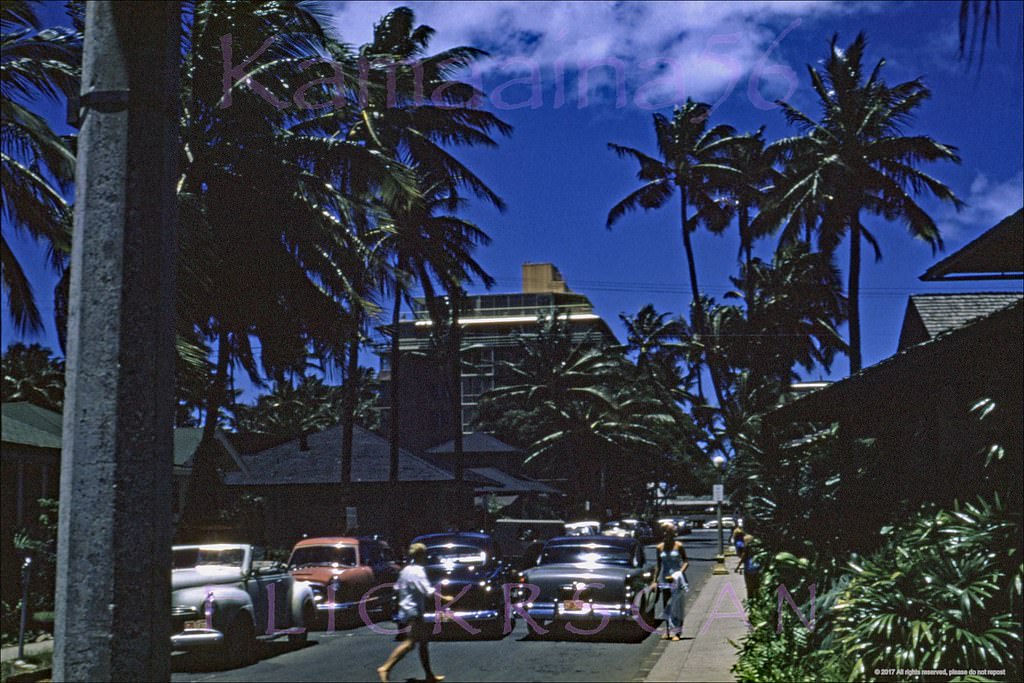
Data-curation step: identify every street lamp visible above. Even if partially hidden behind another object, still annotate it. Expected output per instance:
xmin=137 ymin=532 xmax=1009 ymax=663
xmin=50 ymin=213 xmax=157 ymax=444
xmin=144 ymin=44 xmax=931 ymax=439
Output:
xmin=711 ymin=454 xmax=728 ymax=575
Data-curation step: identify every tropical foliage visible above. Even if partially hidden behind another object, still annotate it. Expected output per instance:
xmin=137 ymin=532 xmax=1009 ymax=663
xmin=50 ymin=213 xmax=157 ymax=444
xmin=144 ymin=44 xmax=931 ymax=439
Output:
xmin=1 ymin=1 xmax=79 ymax=335
xmin=835 ymin=496 xmax=1022 ymax=679
xmin=764 ymin=33 xmax=963 ymax=373
xmin=5 ymin=6 xmax=1014 ymax=674
xmin=607 ymin=99 xmax=740 ymax=409
xmin=1 ymin=342 xmax=64 ymax=411
xmin=731 ymin=387 xmax=1022 ymax=682
xmin=477 ymin=313 xmax=697 ymax=514
xmin=231 ymin=372 xmax=380 ymax=439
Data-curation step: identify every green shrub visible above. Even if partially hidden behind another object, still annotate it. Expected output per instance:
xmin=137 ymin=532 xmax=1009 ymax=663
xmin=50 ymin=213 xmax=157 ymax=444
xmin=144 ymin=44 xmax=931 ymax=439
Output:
xmin=834 ymin=496 xmax=1022 ymax=681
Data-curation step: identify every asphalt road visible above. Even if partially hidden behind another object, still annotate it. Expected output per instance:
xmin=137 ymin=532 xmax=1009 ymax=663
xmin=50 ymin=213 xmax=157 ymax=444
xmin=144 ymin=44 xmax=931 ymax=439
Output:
xmin=171 ymin=530 xmax=722 ymax=683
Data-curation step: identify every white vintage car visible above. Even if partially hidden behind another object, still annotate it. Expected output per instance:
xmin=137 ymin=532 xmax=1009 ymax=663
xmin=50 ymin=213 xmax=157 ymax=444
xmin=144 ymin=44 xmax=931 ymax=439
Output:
xmin=170 ymin=544 xmax=314 ymax=666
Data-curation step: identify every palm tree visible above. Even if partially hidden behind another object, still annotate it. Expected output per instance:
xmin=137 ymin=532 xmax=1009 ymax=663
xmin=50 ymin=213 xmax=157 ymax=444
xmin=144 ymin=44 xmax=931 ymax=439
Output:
xmin=481 ymin=314 xmax=664 ymax=512
xmin=607 ymin=99 xmax=741 ymax=407
xmin=2 ymin=341 xmax=65 ymax=411
xmin=768 ymin=33 xmax=963 ymax=373
xmin=719 ymin=129 xmax=780 ymax=310
xmin=409 ymin=288 xmax=475 ymax=480
xmin=1 ymin=1 xmax=79 ymax=334
xmin=178 ymin=1 xmax=382 ymax=437
xmin=345 ymin=7 xmax=510 ymax=482
xmin=618 ymin=304 xmax=698 ymax=417
xmin=719 ymin=243 xmax=847 ymax=411
xmin=381 ymin=182 xmax=495 ymax=482
xmin=231 ymin=376 xmax=344 ymax=445
xmin=176 ymin=1 xmax=389 ymax=533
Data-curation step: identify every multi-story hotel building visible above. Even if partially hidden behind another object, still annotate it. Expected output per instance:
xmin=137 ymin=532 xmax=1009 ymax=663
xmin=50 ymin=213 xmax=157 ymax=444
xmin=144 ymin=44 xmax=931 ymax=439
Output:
xmin=377 ymin=263 xmax=618 ymax=453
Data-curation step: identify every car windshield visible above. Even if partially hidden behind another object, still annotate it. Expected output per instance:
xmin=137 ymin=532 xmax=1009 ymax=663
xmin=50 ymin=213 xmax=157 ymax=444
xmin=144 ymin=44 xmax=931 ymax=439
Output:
xmin=541 ymin=544 xmax=633 ymax=567
xmin=173 ymin=547 xmax=245 ymax=569
xmin=426 ymin=544 xmax=487 ymax=566
xmin=288 ymin=545 xmax=357 ymax=568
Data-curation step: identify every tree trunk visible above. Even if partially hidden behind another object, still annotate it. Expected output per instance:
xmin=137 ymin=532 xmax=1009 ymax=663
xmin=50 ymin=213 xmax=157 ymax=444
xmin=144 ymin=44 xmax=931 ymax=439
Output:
xmin=848 ymin=217 xmax=862 ymax=374
xmin=341 ymin=327 xmax=358 ymax=485
xmin=740 ymin=204 xmax=754 ymax=313
xmin=450 ymin=291 xmax=465 ymax=482
xmin=389 ymin=286 xmax=402 ymax=483
xmin=679 ymin=188 xmax=706 ymax=404
xmin=179 ymin=329 xmax=229 ymax=537
xmin=202 ymin=329 xmax=230 ymax=442
xmin=680 ymin=189 xmax=732 ymax=433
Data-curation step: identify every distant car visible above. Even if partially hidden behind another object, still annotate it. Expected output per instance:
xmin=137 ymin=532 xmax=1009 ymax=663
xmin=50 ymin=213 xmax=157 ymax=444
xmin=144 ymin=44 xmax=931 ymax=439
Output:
xmin=518 ymin=536 xmax=658 ymax=638
xmin=704 ymin=516 xmax=736 ymax=529
xmin=492 ymin=519 xmax=566 ymax=565
xmin=565 ymin=521 xmax=601 ymax=537
xmin=412 ymin=532 xmax=514 ymax=637
xmin=287 ymin=537 xmax=399 ymax=627
xmin=603 ymin=519 xmax=655 ymax=544
xmin=656 ymin=518 xmax=692 ymax=536
xmin=601 ymin=521 xmax=632 ymax=538
xmin=171 ymin=544 xmax=314 ymax=666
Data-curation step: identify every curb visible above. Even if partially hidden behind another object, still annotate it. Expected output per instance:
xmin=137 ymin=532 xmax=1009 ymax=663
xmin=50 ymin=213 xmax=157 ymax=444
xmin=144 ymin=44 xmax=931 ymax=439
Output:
xmin=0 ymin=640 xmax=53 ymax=665
xmin=4 ymin=667 xmax=52 ymax=683
xmin=645 ymin=567 xmax=748 ymax=682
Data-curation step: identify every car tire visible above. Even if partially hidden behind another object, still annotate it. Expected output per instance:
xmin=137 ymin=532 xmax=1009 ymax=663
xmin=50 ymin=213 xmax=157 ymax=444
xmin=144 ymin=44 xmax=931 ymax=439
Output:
xmin=289 ymin=602 xmax=314 ymax=643
xmin=223 ymin=614 xmax=257 ymax=668
xmin=477 ymin=619 xmax=508 ymax=640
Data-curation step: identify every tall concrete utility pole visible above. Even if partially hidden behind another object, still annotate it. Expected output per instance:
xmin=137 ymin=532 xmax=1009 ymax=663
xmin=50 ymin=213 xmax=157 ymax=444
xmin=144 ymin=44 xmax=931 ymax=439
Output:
xmin=53 ymin=2 xmax=180 ymax=680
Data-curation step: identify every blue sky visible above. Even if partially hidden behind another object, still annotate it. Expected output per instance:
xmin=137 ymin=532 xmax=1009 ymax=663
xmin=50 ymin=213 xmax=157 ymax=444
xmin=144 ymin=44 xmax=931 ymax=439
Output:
xmin=4 ymin=1 xmax=1023 ymax=390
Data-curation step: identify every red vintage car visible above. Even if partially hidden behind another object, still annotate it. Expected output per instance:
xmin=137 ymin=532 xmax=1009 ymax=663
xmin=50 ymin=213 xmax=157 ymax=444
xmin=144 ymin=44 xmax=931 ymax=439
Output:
xmin=287 ymin=537 xmax=399 ymax=628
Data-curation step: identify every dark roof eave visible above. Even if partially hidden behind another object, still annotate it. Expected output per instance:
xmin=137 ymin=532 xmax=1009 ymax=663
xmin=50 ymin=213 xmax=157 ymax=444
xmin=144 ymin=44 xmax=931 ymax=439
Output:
xmin=920 ymin=208 xmax=1023 ymax=281
xmin=767 ymin=299 xmax=1023 ymax=425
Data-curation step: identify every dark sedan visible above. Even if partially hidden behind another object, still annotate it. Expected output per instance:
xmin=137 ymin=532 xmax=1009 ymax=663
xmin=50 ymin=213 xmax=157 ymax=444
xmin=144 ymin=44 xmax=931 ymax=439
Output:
xmin=412 ymin=531 xmax=515 ymax=638
xmin=518 ymin=536 xmax=658 ymax=638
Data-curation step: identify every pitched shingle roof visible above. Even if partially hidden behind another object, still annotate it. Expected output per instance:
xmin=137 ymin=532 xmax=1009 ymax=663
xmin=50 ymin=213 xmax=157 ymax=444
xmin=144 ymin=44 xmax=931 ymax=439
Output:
xmin=921 ymin=208 xmax=1023 ymax=281
xmin=222 ymin=424 xmax=453 ymax=485
xmin=772 ymin=298 xmax=1023 ymax=424
xmin=174 ymin=428 xmax=204 ymax=468
xmin=426 ymin=432 xmax=522 ymax=454
xmin=899 ymin=292 xmax=1023 ymax=349
xmin=466 ymin=467 xmax=560 ymax=495
xmin=1 ymin=402 xmax=62 ymax=449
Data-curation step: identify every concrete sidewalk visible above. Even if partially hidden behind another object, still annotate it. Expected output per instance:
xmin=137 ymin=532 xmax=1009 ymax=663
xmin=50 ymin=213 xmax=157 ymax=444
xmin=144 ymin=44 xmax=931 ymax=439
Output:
xmin=0 ymin=637 xmax=53 ymax=664
xmin=646 ymin=565 xmax=750 ymax=682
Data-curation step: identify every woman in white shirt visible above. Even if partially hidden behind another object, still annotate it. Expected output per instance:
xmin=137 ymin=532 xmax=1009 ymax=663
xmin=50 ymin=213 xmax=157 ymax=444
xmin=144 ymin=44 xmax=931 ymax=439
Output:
xmin=377 ymin=543 xmax=453 ymax=683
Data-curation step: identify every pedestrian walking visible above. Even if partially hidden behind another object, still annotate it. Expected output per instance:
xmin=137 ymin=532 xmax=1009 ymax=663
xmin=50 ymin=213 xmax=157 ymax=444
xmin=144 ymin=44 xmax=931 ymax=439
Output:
xmin=737 ymin=534 xmax=761 ymax=599
xmin=653 ymin=523 xmax=688 ymax=641
xmin=377 ymin=543 xmax=453 ymax=683
xmin=732 ymin=527 xmax=745 ymax=556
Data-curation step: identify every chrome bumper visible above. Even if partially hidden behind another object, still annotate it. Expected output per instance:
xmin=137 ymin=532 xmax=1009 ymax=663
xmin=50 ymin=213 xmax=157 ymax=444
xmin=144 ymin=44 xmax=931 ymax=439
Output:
xmin=315 ymin=600 xmax=363 ymax=612
xmin=422 ymin=609 xmax=501 ymax=624
xmin=523 ymin=601 xmax=634 ymax=621
xmin=171 ymin=629 xmax=224 ymax=649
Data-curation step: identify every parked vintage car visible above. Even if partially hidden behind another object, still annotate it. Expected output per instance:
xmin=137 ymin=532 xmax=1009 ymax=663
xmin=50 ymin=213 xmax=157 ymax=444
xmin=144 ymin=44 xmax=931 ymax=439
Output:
xmin=565 ymin=521 xmax=601 ymax=537
xmin=170 ymin=544 xmax=314 ymax=666
xmin=491 ymin=518 xmax=565 ymax=565
xmin=413 ymin=532 xmax=515 ymax=638
xmin=656 ymin=517 xmax=693 ymax=535
xmin=518 ymin=536 xmax=658 ymax=637
xmin=287 ymin=536 xmax=399 ymax=627
xmin=704 ymin=516 xmax=737 ymax=529
xmin=602 ymin=519 xmax=655 ymax=543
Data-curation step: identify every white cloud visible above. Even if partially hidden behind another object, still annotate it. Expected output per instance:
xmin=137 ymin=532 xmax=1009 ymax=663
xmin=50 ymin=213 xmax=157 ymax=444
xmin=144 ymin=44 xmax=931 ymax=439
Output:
xmin=325 ymin=1 xmax=849 ymax=109
xmin=964 ymin=170 xmax=1023 ymax=223
xmin=939 ymin=169 xmax=1024 ymax=239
